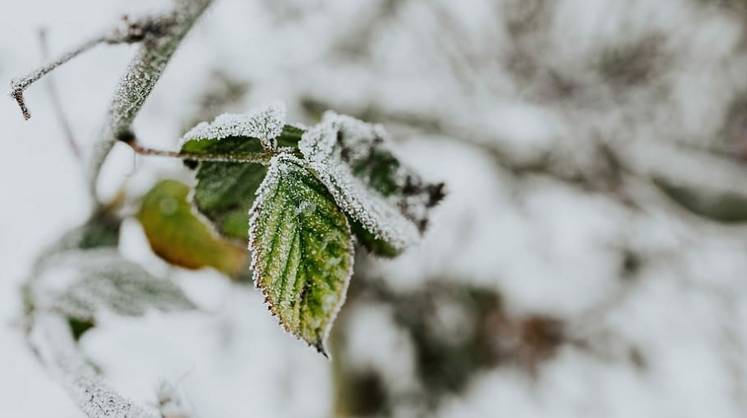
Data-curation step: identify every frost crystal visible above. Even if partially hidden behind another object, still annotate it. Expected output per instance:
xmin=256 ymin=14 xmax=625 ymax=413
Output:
xmin=248 ymin=154 xmax=354 ymax=355
xmin=35 ymin=249 xmax=195 ymax=321
xmin=26 ymin=250 xmax=194 ymax=418
xmin=181 ymin=103 xmax=286 ymax=149
xmin=30 ymin=313 xmax=160 ymax=418
xmin=300 ymin=112 xmax=430 ymax=251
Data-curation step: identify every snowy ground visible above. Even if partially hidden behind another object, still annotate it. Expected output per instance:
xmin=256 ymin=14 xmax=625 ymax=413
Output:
xmin=2 ymin=0 xmax=747 ymax=417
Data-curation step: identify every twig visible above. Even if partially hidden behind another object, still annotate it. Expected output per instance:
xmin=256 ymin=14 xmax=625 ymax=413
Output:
xmin=11 ymin=2 xmax=214 ymax=417
xmin=38 ymin=28 xmax=81 ymax=159
xmin=28 ymin=313 xmax=160 ymax=418
xmin=10 ymin=35 xmax=106 ymax=120
xmin=85 ymin=0 xmax=214 ymax=203
xmin=10 ymin=14 xmax=175 ymax=120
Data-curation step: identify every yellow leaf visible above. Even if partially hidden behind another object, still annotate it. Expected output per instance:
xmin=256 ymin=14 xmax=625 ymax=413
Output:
xmin=137 ymin=180 xmax=247 ymax=277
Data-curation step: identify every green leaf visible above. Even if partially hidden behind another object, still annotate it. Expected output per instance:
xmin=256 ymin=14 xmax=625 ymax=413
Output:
xmin=74 ymin=212 xmax=122 ymax=249
xmin=349 ymin=219 xmax=399 ymax=258
xmin=250 ymin=154 xmax=354 ymax=355
xmin=137 ymin=179 xmax=247 ymax=276
xmin=68 ymin=317 xmax=96 ymax=341
xmin=36 ymin=207 xmax=123 ymax=266
xmin=346 ymin=146 xmax=445 ymax=257
xmin=300 ymin=113 xmax=445 ymax=256
xmin=37 ymin=249 xmax=196 ymax=322
xmin=181 ymin=125 xmax=304 ymax=240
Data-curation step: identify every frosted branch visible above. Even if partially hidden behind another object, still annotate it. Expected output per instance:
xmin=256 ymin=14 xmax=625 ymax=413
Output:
xmin=24 ymin=248 xmax=197 ymax=418
xmin=86 ymin=0 xmax=214 ymax=202
xmin=29 ymin=313 xmax=160 ymax=418
xmin=9 ymin=14 xmax=180 ymax=120
xmin=10 ymin=35 xmax=105 ymax=120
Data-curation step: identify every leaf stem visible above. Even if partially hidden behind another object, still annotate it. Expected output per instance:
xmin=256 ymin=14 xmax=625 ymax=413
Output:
xmin=126 ymin=138 xmax=274 ymax=165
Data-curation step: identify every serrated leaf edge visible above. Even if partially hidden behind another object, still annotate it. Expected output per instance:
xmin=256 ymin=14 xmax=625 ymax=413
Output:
xmin=300 ymin=113 xmax=421 ymax=251
xmin=181 ymin=103 xmax=286 ymax=149
xmin=248 ymin=153 xmax=354 ymax=357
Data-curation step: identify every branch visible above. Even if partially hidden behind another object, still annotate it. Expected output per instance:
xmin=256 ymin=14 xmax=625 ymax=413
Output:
xmin=10 ymin=14 xmax=178 ymax=120
xmin=86 ymin=0 xmax=214 ymax=202
xmin=11 ymin=35 xmax=107 ymax=120
xmin=23 ymin=246 xmax=197 ymax=418
xmin=12 ymin=2 xmax=213 ymax=417
xmin=28 ymin=313 xmax=160 ymax=418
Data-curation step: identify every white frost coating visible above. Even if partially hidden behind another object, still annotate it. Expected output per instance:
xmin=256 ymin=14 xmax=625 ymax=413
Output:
xmin=248 ymin=154 xmax=302 ymax=294
xmin=300 ymin=112 xmax=420 ymax=250
xmin=33 ymin=249 xmax=196 ymax=321
xmin=29 ymin=313 xmax=160 ymax=418
xmin=25 ymin=249 xmax=195 ymax=418
xmin=181 ymin=103 xmax=286 ymax=149
xmin=248 ymin=154 xmax=355 ymax=355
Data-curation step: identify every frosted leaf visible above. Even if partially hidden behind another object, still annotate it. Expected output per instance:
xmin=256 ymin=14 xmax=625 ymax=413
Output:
xmin=35 ymin=249 xmax=196 ymax=321
xmin=181 ymin=103 xmax=286 ymax=149
xmin=181 ymin=124 xmax=304 ymax=241
xmin=249 ymin=154 xmax=354 ymax=355
xmin=300 ymin=112 xmax=445 ymax=254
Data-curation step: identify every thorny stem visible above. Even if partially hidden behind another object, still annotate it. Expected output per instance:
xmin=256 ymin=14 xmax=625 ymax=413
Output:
xmin=38 ymin=29 xmax=81 ymax=159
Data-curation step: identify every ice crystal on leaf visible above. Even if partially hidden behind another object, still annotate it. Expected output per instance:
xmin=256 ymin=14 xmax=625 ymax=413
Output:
xmin=300 ymin=112 xmax=445 ymax=255
xmin=249 ymin=154 xmax=354 ymax=355
xmin=180 ymin=118 xmax=304 ymax=241
xmin=181 ymin=103 xmax=286 ymax=149
xmin=166 ymin=105 xmax=443 ymax=354
xmin=34 ymin=249 xmax=196 ymax=322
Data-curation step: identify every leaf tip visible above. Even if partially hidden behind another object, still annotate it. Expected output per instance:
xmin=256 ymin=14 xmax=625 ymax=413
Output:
xmin=315 ymin=341 xmax=330 ymax=358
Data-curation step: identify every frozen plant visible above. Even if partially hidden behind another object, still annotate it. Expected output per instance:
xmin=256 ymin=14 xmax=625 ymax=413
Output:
xmin=9 ymin=0 xmax=444 ymax=416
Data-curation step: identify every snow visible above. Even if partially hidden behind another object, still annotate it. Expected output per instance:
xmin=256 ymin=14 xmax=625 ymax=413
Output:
xmin=32 ymin=249 xmax=195 ymax=322
xmin=181 ymin=103 xmax=286 ymax=149
xmin=3 ymin=0 xmax=747 ymax=417
xmin=300 ymin=111 xmax=421 ymax=250
xmin=29 ymin=313 xmax=160 ymax=418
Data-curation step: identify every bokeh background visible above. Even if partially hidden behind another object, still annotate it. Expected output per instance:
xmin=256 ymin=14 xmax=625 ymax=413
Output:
xmin=2 ymin=0 xmax=747 ymax=417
